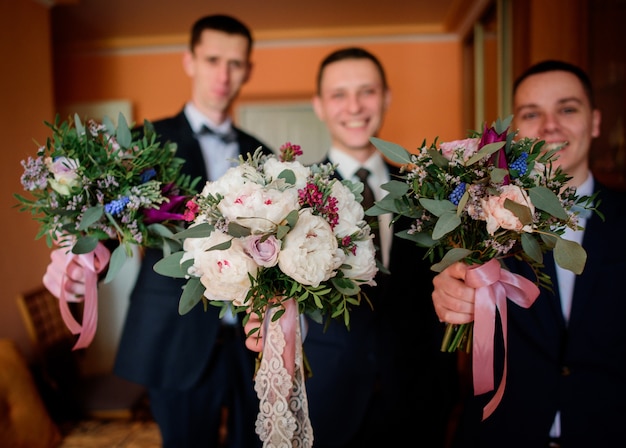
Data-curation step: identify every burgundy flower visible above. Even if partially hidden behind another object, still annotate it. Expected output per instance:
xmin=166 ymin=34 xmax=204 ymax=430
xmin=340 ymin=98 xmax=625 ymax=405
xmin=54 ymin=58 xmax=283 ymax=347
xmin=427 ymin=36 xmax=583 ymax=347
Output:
xmin=143 ymin=195 xmax=188 ymax=224
xmin=481 ymin=123 xmax=510 ymax=185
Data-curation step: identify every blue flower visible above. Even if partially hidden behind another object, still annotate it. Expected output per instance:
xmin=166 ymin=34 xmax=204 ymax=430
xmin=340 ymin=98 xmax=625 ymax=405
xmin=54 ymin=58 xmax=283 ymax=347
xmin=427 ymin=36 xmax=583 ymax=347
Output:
xmin=140 ymin=168 xmax=157 ymax=183
xmin=105 ymin=196 xmax=130 ymax=216
xmin=449 ymin=182 xmax=466 ymax=205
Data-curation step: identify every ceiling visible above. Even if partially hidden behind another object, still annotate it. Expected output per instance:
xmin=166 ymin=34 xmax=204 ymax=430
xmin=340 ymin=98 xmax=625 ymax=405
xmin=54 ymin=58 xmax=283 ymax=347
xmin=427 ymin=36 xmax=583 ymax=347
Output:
xmin=49 ymin=0 xmax=490 ymax=48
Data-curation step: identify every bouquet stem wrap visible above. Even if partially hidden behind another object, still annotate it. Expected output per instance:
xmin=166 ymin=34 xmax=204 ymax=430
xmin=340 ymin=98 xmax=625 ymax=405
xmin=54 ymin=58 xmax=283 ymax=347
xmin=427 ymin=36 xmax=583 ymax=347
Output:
xmin=58 ymin=243 xmax=110 ymax=350
xmin=254 ymin=299 xmax=313 ymax=447
xmin=465 ymin=259 xmax=540 ymax=420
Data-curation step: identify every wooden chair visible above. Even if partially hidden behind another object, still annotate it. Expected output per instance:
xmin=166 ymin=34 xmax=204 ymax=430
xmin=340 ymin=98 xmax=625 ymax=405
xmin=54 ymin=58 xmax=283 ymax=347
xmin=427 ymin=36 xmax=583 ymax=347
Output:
xmin=16 ymin=286 xmax=148 ymax=422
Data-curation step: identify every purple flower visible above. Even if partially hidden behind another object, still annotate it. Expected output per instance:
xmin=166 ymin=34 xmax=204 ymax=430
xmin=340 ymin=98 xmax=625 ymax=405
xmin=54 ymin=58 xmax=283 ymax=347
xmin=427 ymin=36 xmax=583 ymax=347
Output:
xmin=481 ymin=123 xmax=510 ymax=185
xmin=143 ymin=195 xmax=188 ymax=224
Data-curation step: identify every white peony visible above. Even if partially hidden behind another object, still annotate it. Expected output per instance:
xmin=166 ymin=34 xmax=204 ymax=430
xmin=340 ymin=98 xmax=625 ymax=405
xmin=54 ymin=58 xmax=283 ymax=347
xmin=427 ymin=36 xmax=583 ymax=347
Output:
xmin=330 ymin=180 xmax=364 ymax=237
xmin=263 ymin=158 xmax=311 ymax=190
xmin=219 ymin=183 xmax=300 ymax=234
xmin=183 ymin=230 xmax=257 ymax=306
xmin=278 ymin=208 xmax=344 ymax=286
xmin=201 ymin=164 xmax=259 ymax=198
xmin=342 ymin=238 xmax=378 ymax=286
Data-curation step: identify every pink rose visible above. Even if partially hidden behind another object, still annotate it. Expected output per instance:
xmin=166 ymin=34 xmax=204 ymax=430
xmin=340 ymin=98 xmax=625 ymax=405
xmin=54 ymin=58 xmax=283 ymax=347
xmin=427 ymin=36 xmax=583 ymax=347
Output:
xmin=244 ymin=234 xmax=281 ymax=267
xmin=439 ymin=138 xmax=479 ymax=162
xmin=481 ymin=185 xmax=535 ymax=235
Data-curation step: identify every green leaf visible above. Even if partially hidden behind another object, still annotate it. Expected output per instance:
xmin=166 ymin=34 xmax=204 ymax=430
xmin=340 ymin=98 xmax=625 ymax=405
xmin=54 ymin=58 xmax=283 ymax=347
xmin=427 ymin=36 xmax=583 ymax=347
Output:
xmin=504 ymin=198 xmax=533 ymax=225
xmin=370 ymin=137 xmax=412 ymax=164
xmin=228 ymin=222 xmax=251 ymax=238
xmin=209 ymin=239 xmax=232 ymax=251
xmin=490 ymin=167 xmax=509 ymax=184
xmin=431 ymin=248 xmax=473 ymax=272
xmin=419 ymin=198 xmax=456 ymax=217
xmin=465 ymin=141 xmax=505 ymax=166
xmin=78 ymin=205 xmax=104 ymax=230
xmin=381 ymin=180 xmax=410 ymax=196
xmin=276 ymin=224 xmax=290 ymax=239
xmin=396 ymin=229 xmax=436 ymax=247
xmin=153 ymin=251 xmax=187 ymax=278
xmin=529 ymin=186 xmax=569 ymax=220
xmin=432 ymin=211 xmax=461 ymax=240
xmin=554 ymin=237 xmax=587 ymax=275
xmin=116 ymin=112 xmax=132 ymax=149
xmin=278 ymin=169 xmax=296 ymax=185
xmin=521 ymin=232 xmax=543 ymax=264
xmin=104 ymin=244 xmax=128 ymax=283
xmin=178 ymin=277 xmax=205 ymax=315
xmin=72 ymin=236 xmax=99 ymax=254
xmin=284 ymin=209 xmax=299 ymax=228
xmin=174 ymin=223 xmax=214 ymax=240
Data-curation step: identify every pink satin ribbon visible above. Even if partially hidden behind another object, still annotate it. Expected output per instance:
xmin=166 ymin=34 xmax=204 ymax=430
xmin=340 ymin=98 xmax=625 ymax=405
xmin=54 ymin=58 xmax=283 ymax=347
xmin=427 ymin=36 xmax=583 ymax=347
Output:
xmin=59 ymin=243 xmax=111 ymax=350
xmin=465 ymin=258 xmax=540 ymax=420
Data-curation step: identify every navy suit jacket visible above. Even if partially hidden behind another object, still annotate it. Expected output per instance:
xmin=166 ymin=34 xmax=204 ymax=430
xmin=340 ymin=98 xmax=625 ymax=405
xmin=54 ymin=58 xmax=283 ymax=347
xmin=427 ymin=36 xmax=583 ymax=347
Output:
xmin=454 ymin=183 xmax=626 ymax=447
xmin=113 ymin=110 xmax=272 ymax=389
xmin=303 ymin=159 xmax=458 ymax=447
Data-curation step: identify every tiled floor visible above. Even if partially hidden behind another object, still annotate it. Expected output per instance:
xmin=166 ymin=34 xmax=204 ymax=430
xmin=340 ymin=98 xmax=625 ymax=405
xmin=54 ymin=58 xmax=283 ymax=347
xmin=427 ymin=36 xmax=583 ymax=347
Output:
xmin=58 ymin=419 xmax=161 ymax=448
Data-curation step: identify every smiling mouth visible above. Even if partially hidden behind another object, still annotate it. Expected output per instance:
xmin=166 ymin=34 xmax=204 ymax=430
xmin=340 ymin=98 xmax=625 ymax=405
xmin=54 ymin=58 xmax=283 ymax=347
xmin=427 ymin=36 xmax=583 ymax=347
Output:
xmin=544 ymin=142 xmax=568 ymax=151
xmin=345 ymin=120 xmax=367 ymax=129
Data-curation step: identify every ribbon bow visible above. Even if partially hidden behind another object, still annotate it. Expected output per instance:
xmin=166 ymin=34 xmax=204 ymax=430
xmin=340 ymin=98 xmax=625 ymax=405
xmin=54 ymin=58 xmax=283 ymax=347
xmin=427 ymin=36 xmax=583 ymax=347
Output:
xmin=465 ymin=258 xmax=540 ymax=420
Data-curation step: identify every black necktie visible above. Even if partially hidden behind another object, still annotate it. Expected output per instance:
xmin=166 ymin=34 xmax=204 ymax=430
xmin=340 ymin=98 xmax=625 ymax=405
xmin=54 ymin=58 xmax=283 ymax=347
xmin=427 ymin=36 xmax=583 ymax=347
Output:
xmin=356 ymin=168 xmax=380 ymax=257
xmin=197 ymin=125 xmax=237 ymax=144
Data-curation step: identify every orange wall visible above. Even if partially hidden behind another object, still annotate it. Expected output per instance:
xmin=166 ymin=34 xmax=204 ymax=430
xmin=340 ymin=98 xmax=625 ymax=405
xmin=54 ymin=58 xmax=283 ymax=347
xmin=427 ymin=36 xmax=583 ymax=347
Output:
xmin=53 ymin=39 xmax=465 ymax=153
xmin=1 ymin=0 xmax=56 ymax=358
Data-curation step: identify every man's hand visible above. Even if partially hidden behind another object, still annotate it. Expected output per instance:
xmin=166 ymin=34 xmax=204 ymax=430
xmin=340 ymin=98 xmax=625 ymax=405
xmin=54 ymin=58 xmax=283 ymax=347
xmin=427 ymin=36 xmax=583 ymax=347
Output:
xmin=432 ymin=262 xmax=476 ymax=324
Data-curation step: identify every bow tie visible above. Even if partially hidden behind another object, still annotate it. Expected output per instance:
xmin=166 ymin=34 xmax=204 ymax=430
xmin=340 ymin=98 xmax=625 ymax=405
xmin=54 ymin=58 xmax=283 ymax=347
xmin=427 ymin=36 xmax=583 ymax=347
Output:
xmin=196 ymin=125 xmax=237 ymax=144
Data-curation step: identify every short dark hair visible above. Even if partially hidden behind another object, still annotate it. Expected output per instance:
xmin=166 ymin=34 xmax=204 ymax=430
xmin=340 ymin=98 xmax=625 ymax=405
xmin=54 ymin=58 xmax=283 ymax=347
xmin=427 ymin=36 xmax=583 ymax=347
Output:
xmin=513 ymin=59 xmax=595 ymax=107
xmin=189 ymin=14 xmax=253 ymax=57
xmin=316 ymin=47 xmax=388 ymax=95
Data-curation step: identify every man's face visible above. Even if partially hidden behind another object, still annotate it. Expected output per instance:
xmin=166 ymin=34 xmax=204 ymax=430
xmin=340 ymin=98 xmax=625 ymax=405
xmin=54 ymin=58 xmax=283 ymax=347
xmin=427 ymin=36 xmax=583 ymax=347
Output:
xmin=313 ymin=58 xmax=390 ymax=156
xmin=184 ymin=29 xmax=251 ymax=119
xmin=513 ymin=70 xmax=601 ymax=186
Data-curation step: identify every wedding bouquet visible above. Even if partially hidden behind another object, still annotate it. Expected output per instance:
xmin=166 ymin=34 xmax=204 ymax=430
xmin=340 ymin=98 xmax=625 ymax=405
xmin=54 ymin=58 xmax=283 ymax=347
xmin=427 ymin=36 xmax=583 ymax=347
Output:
xmin=16 ymin=113 xmax=198 ymax=348
xmin=368 ymin=116 xmax=597 ymax=418
xmin=154 ymin=142 xmax=377 ymax=447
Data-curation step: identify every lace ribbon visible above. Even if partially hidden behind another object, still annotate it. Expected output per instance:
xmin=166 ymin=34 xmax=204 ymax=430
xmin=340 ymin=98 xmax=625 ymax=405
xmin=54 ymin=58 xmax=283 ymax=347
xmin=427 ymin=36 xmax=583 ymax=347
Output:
xmin=254 ymin=299 xmax=313 ymax=447
xmin=58 ymin=242 xmax=110 ymax=350
xmin=465 ymin=258 xmax=540 ymax=420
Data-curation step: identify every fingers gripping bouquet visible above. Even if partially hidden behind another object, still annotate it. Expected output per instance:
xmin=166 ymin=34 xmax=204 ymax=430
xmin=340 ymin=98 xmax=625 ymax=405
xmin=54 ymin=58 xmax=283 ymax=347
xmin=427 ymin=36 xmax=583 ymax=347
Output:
xmin=154 ymin=142 xmax=378 ymax=448
xmin=368 ymin=116 xmax=598 ymax=419
xmin=16 ymin=113 xmax=199 ymax=349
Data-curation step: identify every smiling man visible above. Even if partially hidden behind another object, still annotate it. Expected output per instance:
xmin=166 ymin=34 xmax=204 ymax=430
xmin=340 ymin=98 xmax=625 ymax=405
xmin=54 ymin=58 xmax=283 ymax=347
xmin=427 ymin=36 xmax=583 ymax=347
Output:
xmin=431 ymin=60 xmax=626 ymax=448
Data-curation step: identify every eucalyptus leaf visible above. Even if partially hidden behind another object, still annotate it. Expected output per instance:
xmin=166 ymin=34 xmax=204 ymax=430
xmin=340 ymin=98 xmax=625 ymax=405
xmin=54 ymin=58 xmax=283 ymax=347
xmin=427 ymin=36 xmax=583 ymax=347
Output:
xmin=504 ymin=198 xmax=533 ymax=225
xmin=554 ymin=237 xmax=587 ymax=275
xmin=178 ymin=277 xmax=205 ymax=315
xmin=465 ymin=141 xmax=505 ymax=166
xmin=428 ymin=147 xmax=449 ymax=168
xmin=116 ymin=113 xmax=132 ymax=149
xmin=381 ymin=179 xmax=410 ymax=196
xmin=432 ymin=210 xmax=461 ymax=240
xmin=79 ymin=205 xmax=104 ymax=230
xmin=228 ymin=222 xmax=252 ymax=238
xmin=104 ymin=245 xmax=128 ymax=283
xmin=74 ymin=114 xmax=85 ymax=137
xmin=284 ymin=210 xmax=299 ymax=228
xmin=153 ymin=251 xmax=187 ymax=278
xmin=278 ymin=169 xmax=296 ymax=185
xmin=209 ymin=240 xmax=232 ymax=251
xmin=490 ymin=167 xmax=509 ymax=184
xmin=431 ymin=248 xmax=473 ymax=272
xmin=529 ymin=186 xmax=569 ymax=220
xmin=370 ymin=137 xmax=412 ymax=164
xmin=396 ymin=229 xmax=436 ymax=247
xmin=174 ymin=222 xmax=214 ymax=240
xmin=276 ymin=224 xmax=290 ymax=240
xmin=72 ymin=235 xmax=99 ymax=254
xmin=420 ymin=198 xmax=456 ymax=217
xmin=521 ymin=232 xmax=543 ymax=264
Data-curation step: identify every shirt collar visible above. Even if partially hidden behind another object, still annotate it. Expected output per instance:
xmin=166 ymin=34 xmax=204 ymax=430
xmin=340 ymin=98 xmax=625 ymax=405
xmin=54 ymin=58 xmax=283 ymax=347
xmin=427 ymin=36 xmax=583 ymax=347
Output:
xmin=184 ymin=102 xmax=233 ymax=135
xmin=327 ymin=147 xmax=386 ymax=180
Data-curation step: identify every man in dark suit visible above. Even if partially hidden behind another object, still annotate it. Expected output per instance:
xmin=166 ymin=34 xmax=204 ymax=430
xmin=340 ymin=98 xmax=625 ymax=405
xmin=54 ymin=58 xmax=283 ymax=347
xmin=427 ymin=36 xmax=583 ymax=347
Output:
xmin=245 ymin=47 xmax=458 ymax=448
xmin=431 ymin=60 xmax=626 ymax=447
xmin=44 ymin=14 xmax=272 ymax=448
